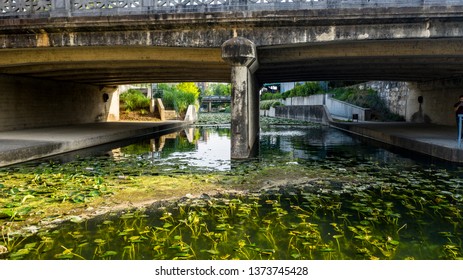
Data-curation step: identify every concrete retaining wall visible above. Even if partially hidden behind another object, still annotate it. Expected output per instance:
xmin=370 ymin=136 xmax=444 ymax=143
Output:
xmin=283 ymin=95 xmax=325 ymax=106
xmin=325 ymin=97 xmax=371 ymax=121
xmin=281 ymin=94 xmax=370 ymax=121
xmin=184 ymin=105 xmax=198 ymax=124
xmin=0 ymin=74 xmax=110 ymax=131
xmin=274 ymin=105 xmax=333 ymax=125
xmin=260 ymin=107 xmax=276 ymax=117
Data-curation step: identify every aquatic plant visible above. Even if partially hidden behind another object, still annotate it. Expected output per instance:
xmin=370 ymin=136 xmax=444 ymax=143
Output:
xmin=3 ymin=175 xmax=463 ymax=260
xmin=1 ymin=123 xmax=463 ymax=260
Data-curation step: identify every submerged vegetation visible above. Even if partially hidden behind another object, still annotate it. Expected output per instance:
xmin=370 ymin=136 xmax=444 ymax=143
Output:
xmin=1 ymin=164 xmax=462 ymax=260
xmin=0 ymin=115 xmax=462 ymax=260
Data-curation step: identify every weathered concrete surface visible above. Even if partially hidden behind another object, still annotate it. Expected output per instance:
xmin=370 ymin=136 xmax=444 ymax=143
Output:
xmin=331 ymin=121 xmax=463 ymax=163
xmin=2 ymin=6 xmax=463 ymax=85
xmin=222 ymin=37 xmax=259 ymax=159
xmin=405 ymin=79 xmax=463 ymax=126
xmin=275 ymin=105 xmax=334 ymax=125
xmin=0 ymin=47 xmax=229 ymax=85
xmin=0 ymin=121 xmax=186 ymax=167
xmin=3 ymin=6 xmax=463 ymax=48
xmin=0 ymin=74 xmax=117 ymax=131
xmin=3 ymin=0 xmax=460 ymax=19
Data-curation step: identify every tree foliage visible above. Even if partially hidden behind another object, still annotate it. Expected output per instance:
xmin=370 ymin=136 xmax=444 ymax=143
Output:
xmin=157 ymin=83 xmax=200 ymax=117
xmin=177 ymin=82 xmax=200 ymax=99
xmin=205 ymin=83 xmax=231 ymax=96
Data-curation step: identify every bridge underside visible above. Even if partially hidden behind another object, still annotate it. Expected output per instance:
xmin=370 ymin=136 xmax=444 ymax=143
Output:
xmin=2 ymin=38 xmax=463 ymax=160
xmin=257 ymin=39 xmax=463 ymax=83
xmin=3 ymin=5 xmax=463 ymax=159
xmin=0 ymin=46 xmax=229 ymax=85
xmin=1 ymin=39 xmax=463 ymax=86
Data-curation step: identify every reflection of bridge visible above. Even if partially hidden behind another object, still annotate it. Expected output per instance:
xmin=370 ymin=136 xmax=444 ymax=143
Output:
xmin=2 ymin=0 xmax=463 ymax=159
xmin=201 ymin=96 xmax=231 ymax=112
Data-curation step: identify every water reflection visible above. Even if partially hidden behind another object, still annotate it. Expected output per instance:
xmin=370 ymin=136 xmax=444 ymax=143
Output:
xmin=105 ymin=125 xmax=440 ymax=172
xmin=111 ymin=125 xmax=369 ymax=171
xmin=114 ymin=126 xmax=231 ymax=171
xmin=37 ymin=123 xmax=459 ymax=173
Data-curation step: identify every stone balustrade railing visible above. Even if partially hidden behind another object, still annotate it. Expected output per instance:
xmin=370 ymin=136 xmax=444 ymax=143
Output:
xmin=1 ymin=0 xmax=462 ymax=17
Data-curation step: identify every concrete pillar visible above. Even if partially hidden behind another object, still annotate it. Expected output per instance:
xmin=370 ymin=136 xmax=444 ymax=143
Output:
xmin=222 ymin=37 xmax=259 ymax=159
xmin=104 ymin=86 xmax=119 ymax=121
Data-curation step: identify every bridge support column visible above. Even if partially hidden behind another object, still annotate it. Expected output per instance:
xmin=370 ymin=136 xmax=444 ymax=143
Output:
xmin=222 ymin=37 xmax=259 ymax=159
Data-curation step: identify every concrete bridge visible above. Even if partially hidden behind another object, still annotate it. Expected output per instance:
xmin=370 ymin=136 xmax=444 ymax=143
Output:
xmin=201 ymin=96 xmax=231 ymax=112
xmin=2 ymin=0 xmax=463 ymax=158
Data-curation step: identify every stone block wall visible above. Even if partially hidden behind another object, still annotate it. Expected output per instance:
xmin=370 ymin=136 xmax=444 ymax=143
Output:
xmin=358 ymin=79 xmax=463 ymax=126
xmin=361 ymin=81 xmax=411 ymax=117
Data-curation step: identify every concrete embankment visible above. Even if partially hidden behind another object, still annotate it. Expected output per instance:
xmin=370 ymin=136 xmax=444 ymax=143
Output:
xmin=262 ymin=105 xmax=334 ymax=125
xmin=0 ymin=121 xmax=186 ymax=167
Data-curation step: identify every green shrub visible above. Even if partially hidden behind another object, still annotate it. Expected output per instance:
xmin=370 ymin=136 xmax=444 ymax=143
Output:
xmin=331 ymin=87 xmax=405 ymax=121
xmin=120 ymin=89 xmax=150 ymax=112
xmin=261 ymin=92 xmax=283 ymax=101
xmin=260 ymin=100 xmax=284 ymax=110
xmin=282 ymin=82 xmax=324 ymax=98
xmin=175 ymin=90 xmax=197 ymax=115
xmin=157 ymin=83 xmax=200 ymax=117
xmin=222 ymin=105 xmax=231 ymax=113
xmin=160 ymin=88 xmax=177 ymax=110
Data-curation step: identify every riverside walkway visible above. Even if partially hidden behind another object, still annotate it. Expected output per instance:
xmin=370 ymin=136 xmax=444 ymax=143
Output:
xmin=0 ymin=121 xmax=186 ymax=167
xmin=332 ymin=122 xmax=463 ymax=163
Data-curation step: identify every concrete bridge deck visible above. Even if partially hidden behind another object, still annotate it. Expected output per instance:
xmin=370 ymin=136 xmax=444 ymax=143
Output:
xmin=0 ymin=120 xmax=462 ymax=167
xmin=0 ymin=121 xmax=186 ymax=167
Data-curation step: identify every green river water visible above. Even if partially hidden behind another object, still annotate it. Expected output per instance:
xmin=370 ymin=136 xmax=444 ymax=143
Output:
xmin=1 ymin=119 xmax=462 ymax=260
